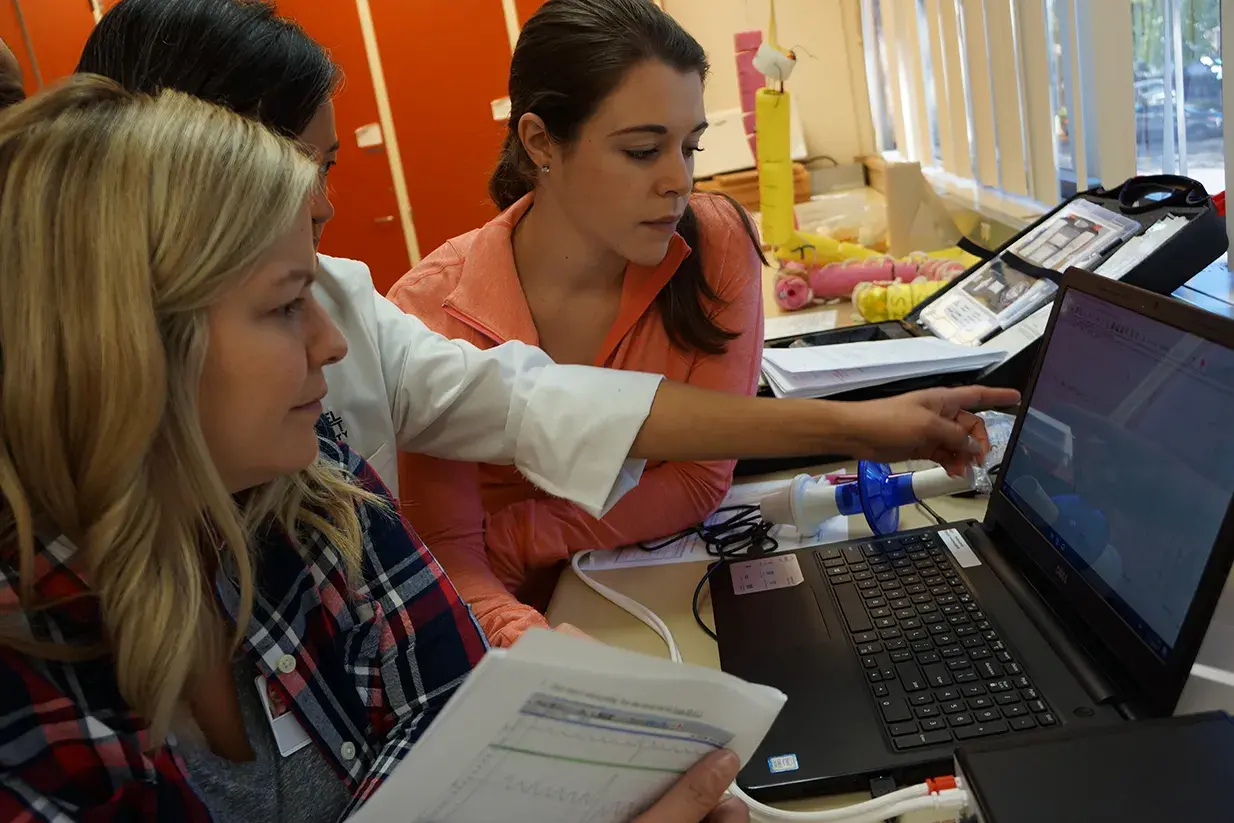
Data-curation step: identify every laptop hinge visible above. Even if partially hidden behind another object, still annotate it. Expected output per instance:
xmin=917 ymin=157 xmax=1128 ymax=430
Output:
xmin=963 ymin=522 xmax=1122 ymax=706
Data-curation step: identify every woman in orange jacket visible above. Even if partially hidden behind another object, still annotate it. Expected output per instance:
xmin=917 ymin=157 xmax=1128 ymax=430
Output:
xmin=387 ymin=0 xmax=767 ymax=645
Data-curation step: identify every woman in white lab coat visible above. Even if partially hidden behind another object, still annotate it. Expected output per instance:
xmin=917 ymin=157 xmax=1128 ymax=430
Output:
xmin=77 ymin=0 xmax=1017 ymax=517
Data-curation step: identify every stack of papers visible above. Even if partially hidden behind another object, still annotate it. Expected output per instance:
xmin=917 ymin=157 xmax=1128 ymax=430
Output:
xmin=761 ymin=336 xmax=1008 ymax=398
xmin=348 ymin=630 xmax=786 ymax=823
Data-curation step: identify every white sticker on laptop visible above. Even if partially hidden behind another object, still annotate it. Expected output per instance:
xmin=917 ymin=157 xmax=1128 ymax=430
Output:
xmin=731 ymin=554 xmax=804 ymax=595
xmin=768 ymin=754 xmax=800 ymax=773
xmin=940 ymin=529 xmax=982 ymax=568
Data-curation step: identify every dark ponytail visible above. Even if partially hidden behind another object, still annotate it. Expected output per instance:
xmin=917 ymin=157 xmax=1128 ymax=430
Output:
xmin=494 ymin=0 xmax=766 ymax=355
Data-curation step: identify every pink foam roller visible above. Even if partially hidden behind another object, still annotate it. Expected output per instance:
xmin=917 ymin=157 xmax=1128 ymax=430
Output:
xmin=774 ymin=274 xmax=813 ymax=311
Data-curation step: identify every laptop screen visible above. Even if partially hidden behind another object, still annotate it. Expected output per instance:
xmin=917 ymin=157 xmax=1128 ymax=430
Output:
xmin=1002 ymin=288 xmax=1234 ymax=659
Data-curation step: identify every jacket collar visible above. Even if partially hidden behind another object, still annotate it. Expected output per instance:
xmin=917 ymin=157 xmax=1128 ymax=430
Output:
xmin=444 ymin=194 xmax=691 ymax=365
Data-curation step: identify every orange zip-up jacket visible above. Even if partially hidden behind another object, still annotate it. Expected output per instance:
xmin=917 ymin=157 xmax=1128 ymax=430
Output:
xmin=387 ymin=192 xmax=764 ymax=646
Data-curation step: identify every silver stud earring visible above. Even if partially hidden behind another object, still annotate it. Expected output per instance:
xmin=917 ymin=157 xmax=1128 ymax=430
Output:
xmin=541 ymin=165 xmax=551 ymax=174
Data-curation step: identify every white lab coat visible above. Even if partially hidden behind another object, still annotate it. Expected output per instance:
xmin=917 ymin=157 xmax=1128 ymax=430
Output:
xmin=314 ymin=255 xmax=661 ymax=516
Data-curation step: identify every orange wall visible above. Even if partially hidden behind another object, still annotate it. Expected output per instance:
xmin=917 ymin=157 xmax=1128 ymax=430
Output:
xmin=274 ymin=0 xmax=410 ymax=291
xmin=0 ymin=0 xmax=94 ymax=92
xmin=369 ymin=0 xmax=513 ymax=255
xmin=514 ymin=0 xmax=548 ymax=26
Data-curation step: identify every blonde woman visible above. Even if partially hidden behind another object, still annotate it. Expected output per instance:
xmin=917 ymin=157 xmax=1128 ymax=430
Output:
xmin=0 ymin=78 xmax=748 ymax=823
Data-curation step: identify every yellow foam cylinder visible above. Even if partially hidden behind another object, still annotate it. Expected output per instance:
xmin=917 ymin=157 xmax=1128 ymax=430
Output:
xmin=775 ymin=230 xmax=882 ymax=266
xmin=755 ymin=88 xmax=795 ymax=247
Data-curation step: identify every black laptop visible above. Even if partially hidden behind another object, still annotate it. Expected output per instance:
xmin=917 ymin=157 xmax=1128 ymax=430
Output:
xmin=711 ymin=268 xmax=1234 ymax=802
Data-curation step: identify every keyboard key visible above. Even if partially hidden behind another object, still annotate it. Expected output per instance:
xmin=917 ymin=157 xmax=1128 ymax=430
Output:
xmin=1038 ymin=712 xmax=1058 ymax=726
xmin=936 ymin=633 xmax=957 ymax=646
xmin=901 ymin=618 xmax=922 ymax=630
xmin=890 ymin=651 xmax=913 ymax=663
xmin=871 ymin=564 xmax=892 ymax=574
xmin=975 ymin=709 xmax=1000 ymax=723
xmin=949 ymin=713 xmax=974 ymax=727
xmin=961 ymin=636 xmax=983 ymax=649
xmin=872 ymin=684 xmax=890 ymax=698
xmin=842 ymin=546 xmax=864 ymax=564
xmin=876 ymin=572 xmax=897 ymax=583
xmin=1002 ymin=704 xmax=1029 ymax=718
xmin=996 ymin=693 xmax=1022 ymax=706
xmin=861 ymin=588 xmax=883 ymax=600
xmin=961 ymin=684 xmax=987 ymax=697
xmin=834 ymin=584 xmax=874 ymax=633
xmin=988 ymin=680 xmax=1014 ymax=693
xmin=996 ymin=651 xmax=1014 ymax=663
xmin=892 ymin=729 xmax=952 ymax=750
xmin=955 ymin=720 xmax=1009 ymax=740
xmin=862 ymin=656 xmax=878 ymax=669
xmin=954 ymin=671 xmax=979 ymax=683
xmin=870 ymin=607 xmax=892 ymax=619
xmin=858 ymin=579 xmax=880 ymax=590
xmin=831 ymin=575 xmax=852 ymax=584
xmin=946 ymin=660 xmax=973 ymax=672
xmin=937 ymin=595 xmax=958 ymax=606
xmin=941 ymin=605 xmax=963 ymax=616
xmin=947 ymin=615 xmax=972 ymax=627
xmin=883 ymin=589 xmax=906 ymax=601
xmin=880 ymin=630 xmax=902 ymax=642
xmin=888 ymin=550 xmax=907 ymax=560
xmin=969 ymin=649 xmax=992 ymax=660
xmin=906 ymin=584 xmax=928 ymax=595
xmin=942 ymin=701 xmax=966 ymax=714
xmin=928 ymin=623 xmax=949 ymax=635
xmin=853 ymin=571 xmax=874 ymax=582
xmin=918 ymin=651 xmax=941 ymax=664
xmin=890 ymin=598 xmax=912 ymax=610
xmin=976 ymin=660 xmax=1004 ymax=679
xmin=1010 ymin=716 xmax=1038 ymax=731
xmin=861 ymin=544 xmax=881 ymax=557
xmin=956 ymin=626 xmax=978 ymax=637
xmin=1013 ymin=676 xmax=1032 ymax=689
xmin=889 ymin=721 xmax=919 ymax=736
xmin=878 ymin=697 xmax=912 ymax=723
xmin=940 ymin=646 xmax=965 ymax=659
xmin=1006 ymin=662 xmax=1024 ymax=675
xmin=823 ymin=557 xmax=846 ymax=569
xmin=881 ymin=668 xmax=896 ymax=681
xmin=929 ymin=585 xmax=951 ymax=596
xmin=915 ymin=705 xmax=940 ymax=718
xmin=849 ymin=562 xmax=870 ymax=573
xmin=1027 ymin=700 xmax=1047 ymax=713
xmin=885 ymin=639 xmax=908 ymax=651
xmin=910 ymin=694 xmax=934 ymax=706
xmin=875 ymin=618 xmax=897 ymax=630
xmin=892 ymin=559 xmax=912 ymax=569
xmin=923 ymin=663 xmax=953 ymax=687
xmin=894 ymin=609 xmax=917 ymax=621
xmin=911 ymin=641 xmax=933 ymax=653
xmin=852 ymin=631 xmax=879 ymax=644
xmin=976 ymin=621 xmax=993 ymax=631
xmin=896 ymin=661 xmax=927 ymax=692
xmin=868 ymin=671 xmax=883 ymax=682
xmin=969 ymin=696 xmax=994 ymax=709
xmin=921 ymin=717 xmax=948 ymax=732
xmin=936 ymin=687 xmax=960 ymax=702
xmin=856 ymin=643 xmax=882 ymax=655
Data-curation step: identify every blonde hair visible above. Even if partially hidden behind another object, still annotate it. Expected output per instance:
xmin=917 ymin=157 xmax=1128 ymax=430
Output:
xmin=0 ymin=75 xmax=375 ymax=740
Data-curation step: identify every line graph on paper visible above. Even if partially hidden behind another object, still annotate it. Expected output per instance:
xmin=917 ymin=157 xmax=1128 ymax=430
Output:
xmin=414 ymin=693 xmax=733 ymax=823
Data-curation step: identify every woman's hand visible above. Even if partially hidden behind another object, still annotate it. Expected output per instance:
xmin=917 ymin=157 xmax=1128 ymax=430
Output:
xmin=841 ymin=386 xmax=1021 ymax=475
xmin=634 ymin=750 xmax=748 ymax=823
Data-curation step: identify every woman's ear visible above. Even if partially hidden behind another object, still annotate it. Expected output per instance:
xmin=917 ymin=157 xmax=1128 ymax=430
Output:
xmin=517 ymin=112 xmax=555 ymax=170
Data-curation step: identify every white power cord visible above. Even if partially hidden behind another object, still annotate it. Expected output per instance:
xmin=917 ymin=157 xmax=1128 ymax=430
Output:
xmin=569 ymin=553 xmax=972 ymax=823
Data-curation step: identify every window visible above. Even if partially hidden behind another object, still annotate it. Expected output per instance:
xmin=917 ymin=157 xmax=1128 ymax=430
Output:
xmin=861 ymin=0 xmax=1222 ymax=212
xmin=1131 ymin=0 xmax=1224 ymax=195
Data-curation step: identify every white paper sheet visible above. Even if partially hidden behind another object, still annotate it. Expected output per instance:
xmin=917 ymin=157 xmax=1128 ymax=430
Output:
xmin=346 ymin=631 xmax=786 ymax=823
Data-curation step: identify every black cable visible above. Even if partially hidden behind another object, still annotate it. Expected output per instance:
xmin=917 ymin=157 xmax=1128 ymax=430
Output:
xmin=638 ymin=505 xmax=778 ymax=640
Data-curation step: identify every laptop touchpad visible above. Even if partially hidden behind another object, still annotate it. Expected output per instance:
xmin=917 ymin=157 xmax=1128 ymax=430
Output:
xmin=723 ymin=584 xmax=832 ymax=650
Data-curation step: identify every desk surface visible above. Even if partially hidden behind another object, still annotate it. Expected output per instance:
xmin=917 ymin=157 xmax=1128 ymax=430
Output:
xmin=545 ymin=466 xmax=988 ymax=818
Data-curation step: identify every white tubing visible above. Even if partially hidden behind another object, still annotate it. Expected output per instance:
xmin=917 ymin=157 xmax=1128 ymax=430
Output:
xmin=910 ymin=464 xmax=977 ymax=501
xmin=760 ymin=474 xmax=842 ymax=534
xmin=570 ymin=552 xmax=682 ymax=663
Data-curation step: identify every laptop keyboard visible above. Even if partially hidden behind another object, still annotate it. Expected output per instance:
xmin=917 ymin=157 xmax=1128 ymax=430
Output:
xmin=814 ymin=531 xmax=1059 ymax=752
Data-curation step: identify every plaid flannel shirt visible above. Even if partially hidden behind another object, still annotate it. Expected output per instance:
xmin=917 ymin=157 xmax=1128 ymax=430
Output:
xmin=0 ymin=432 xmax=489 ymax=821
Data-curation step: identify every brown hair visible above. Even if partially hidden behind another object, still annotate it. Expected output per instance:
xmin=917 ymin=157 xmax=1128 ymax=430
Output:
xmin=490 ymin=0 xmax=766 ymax=355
